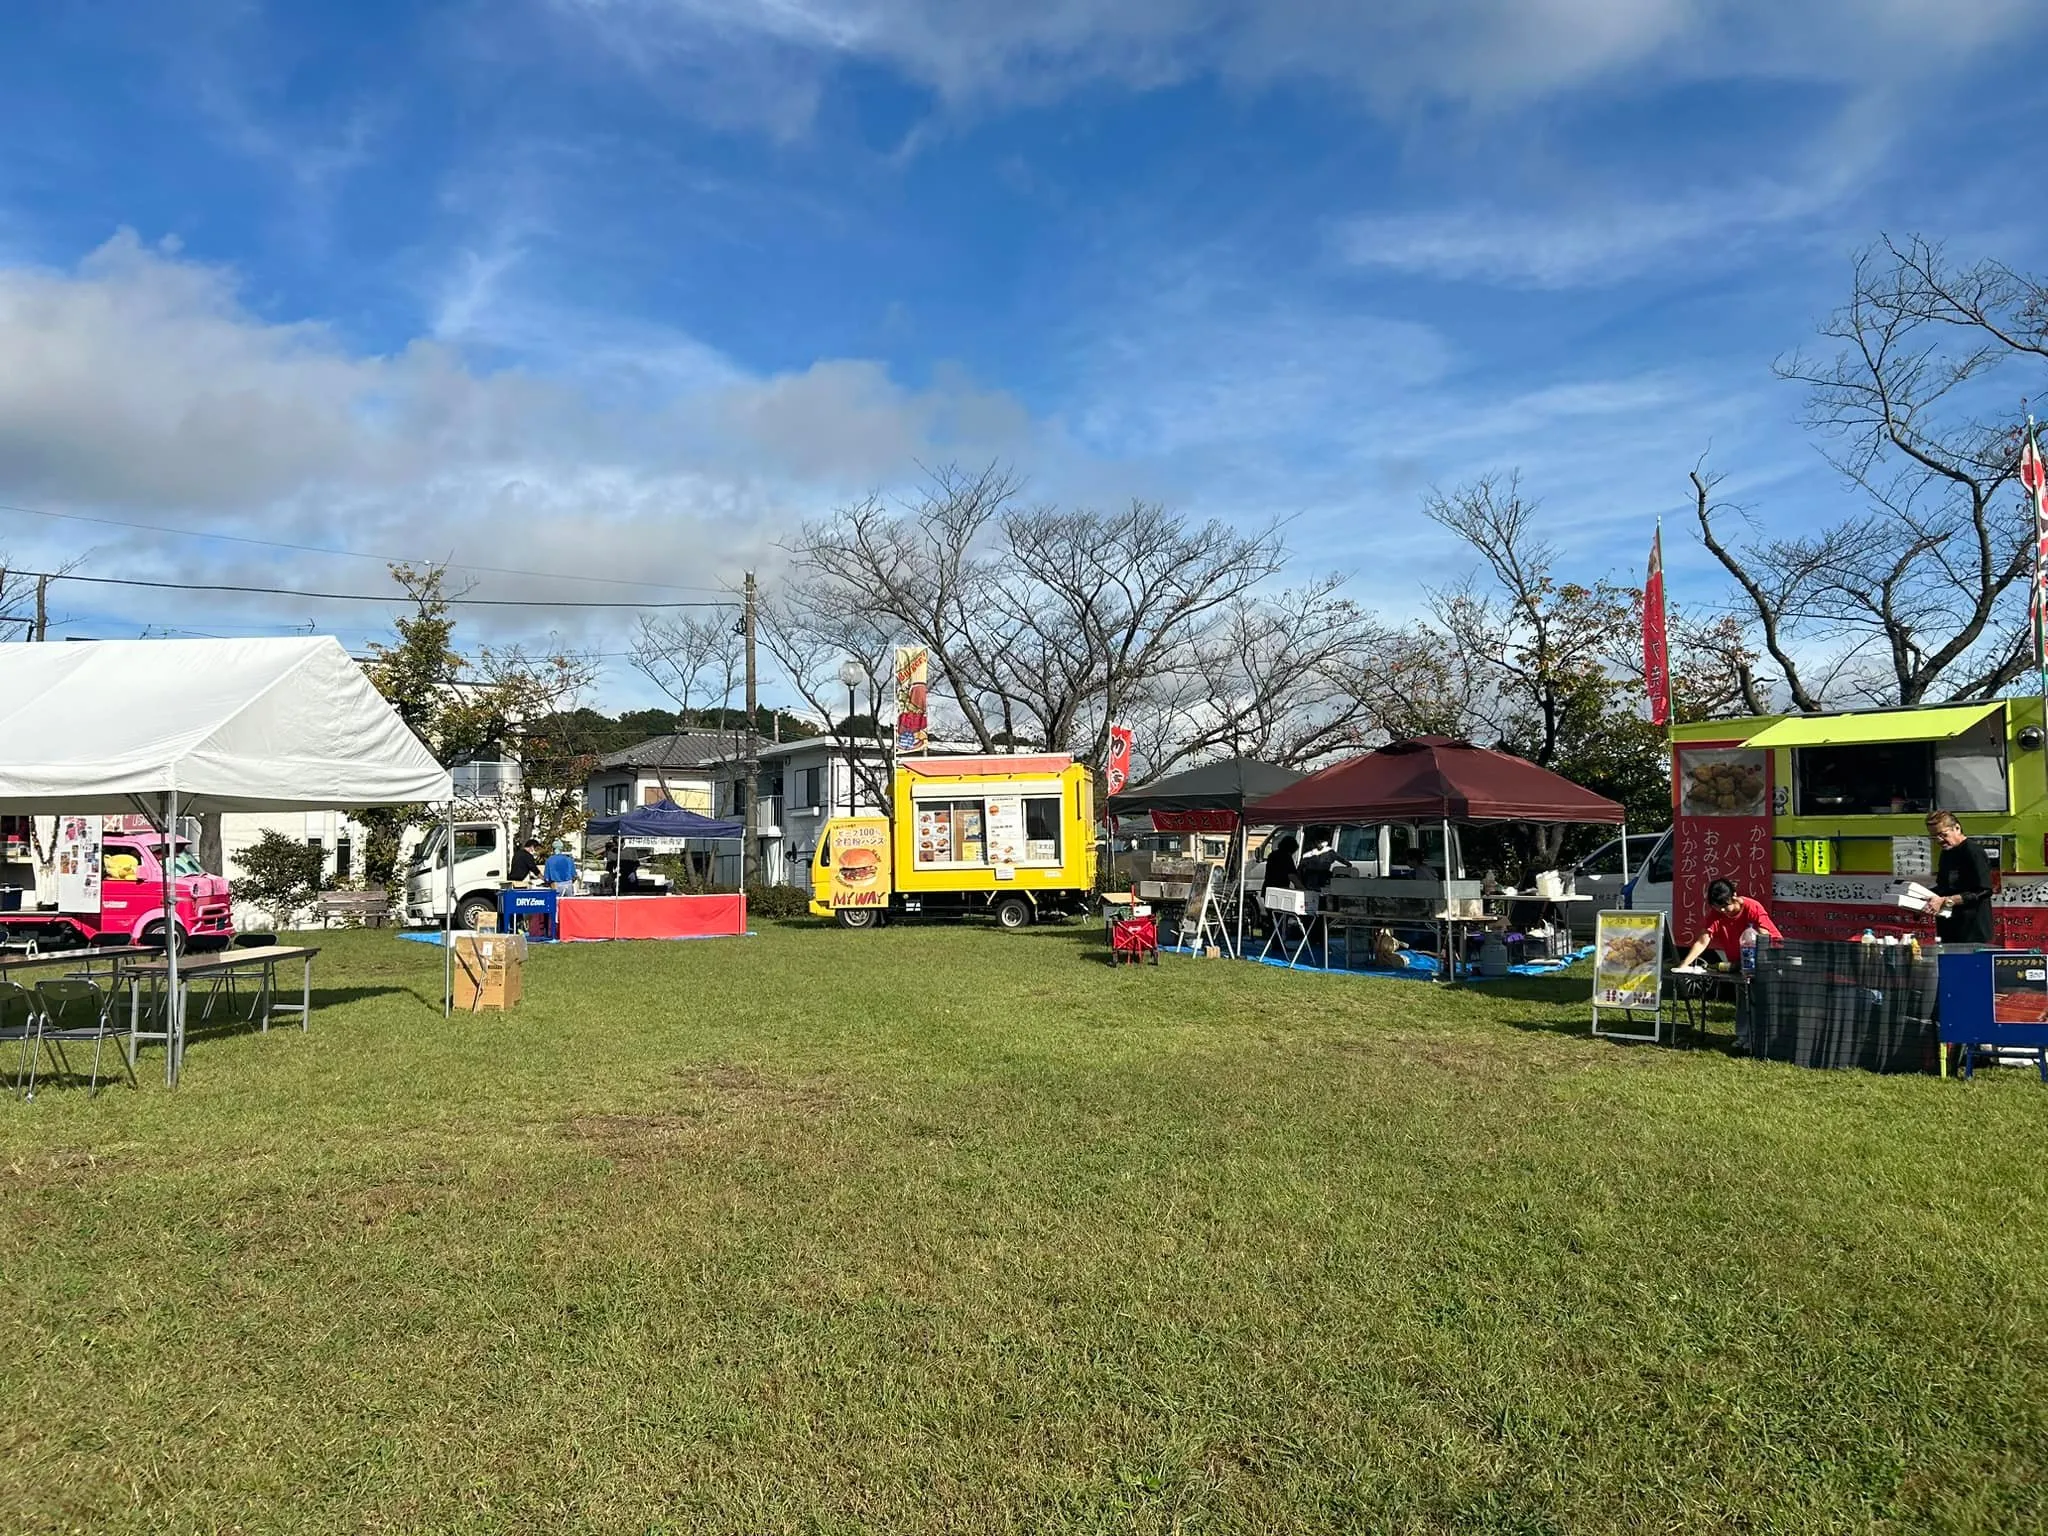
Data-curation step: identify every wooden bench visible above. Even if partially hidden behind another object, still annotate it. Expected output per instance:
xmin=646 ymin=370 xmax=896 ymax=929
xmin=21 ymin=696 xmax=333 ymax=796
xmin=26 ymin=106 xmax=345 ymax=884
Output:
xmin=312 ymin=889 xmax=391 ymax=928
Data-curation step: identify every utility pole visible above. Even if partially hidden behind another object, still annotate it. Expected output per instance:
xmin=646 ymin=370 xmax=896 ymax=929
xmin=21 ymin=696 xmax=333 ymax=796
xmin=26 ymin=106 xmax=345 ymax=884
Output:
xmin=741 ymin=571 xmax=758 ymax=889
xmin=34 ymin=575 xmax=47 ymax=641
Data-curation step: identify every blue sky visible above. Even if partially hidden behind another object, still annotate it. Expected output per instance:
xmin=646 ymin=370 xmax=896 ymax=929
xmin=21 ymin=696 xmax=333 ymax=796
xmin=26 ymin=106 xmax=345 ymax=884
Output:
xmin=2 ymin=0 xmax=2045 ymax=711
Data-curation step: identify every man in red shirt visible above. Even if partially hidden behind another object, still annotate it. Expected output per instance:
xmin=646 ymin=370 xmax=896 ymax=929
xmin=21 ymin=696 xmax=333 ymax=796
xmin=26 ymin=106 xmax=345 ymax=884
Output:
xmin=1678 ymin=878 xmax=1782 ymax=969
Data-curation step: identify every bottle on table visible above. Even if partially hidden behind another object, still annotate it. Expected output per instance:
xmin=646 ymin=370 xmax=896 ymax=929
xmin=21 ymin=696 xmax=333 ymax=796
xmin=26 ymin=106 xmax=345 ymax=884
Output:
xmin=1740 ymin=926 xmax=1758 ymax=976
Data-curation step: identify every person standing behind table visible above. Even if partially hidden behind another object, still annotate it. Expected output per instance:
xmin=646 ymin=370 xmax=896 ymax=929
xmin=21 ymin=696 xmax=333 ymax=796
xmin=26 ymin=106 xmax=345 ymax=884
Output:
xmin=1297 ymin=828 xmax=1356 ymax=892
xmin=1926 ymin=811 xmax=1994 ymax=947
xmin=508 ymin=837 xmax=543 ymax=885
xmin=1677 ymin=877 xmax=1783 ymax=970
xmin=1261 ymin=834 xmax=1299 ymax=896
xmin=543 ymin=841 xmax=578 ymax=897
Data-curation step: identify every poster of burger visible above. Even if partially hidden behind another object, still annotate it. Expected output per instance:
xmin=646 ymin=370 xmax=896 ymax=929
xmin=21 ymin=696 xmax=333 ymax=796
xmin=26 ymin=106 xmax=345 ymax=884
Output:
xmin=830 ymin=822 xmax=891 ymax=909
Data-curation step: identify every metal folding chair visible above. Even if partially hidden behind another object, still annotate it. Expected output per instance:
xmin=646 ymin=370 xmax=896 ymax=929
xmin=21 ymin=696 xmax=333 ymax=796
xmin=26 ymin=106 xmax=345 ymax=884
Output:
xmin=33 ymin=978 xmax=133 ymax=1098
xmin=1 ymin=981 xmax=43 ymax=1099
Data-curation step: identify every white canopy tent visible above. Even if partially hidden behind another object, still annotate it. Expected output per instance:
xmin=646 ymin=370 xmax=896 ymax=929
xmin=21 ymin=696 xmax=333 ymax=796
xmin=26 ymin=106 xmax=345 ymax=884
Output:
xmin=0 ymin=638 xmax=452 ymax=1083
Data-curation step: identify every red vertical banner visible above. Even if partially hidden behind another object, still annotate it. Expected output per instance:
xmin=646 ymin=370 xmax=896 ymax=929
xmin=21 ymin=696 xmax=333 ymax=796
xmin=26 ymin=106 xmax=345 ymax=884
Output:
xmin=1106 ymin=724 xmax=1133 ymax=796
xmin=1671 ymin=743 xmax=1771 ymax=946
xmin=1643 ymin=526 xmax=1670 ymax=727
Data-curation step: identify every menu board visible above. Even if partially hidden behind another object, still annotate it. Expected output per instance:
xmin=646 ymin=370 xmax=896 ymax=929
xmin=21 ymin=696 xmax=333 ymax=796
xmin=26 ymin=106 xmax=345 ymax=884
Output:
xmin=1592 ymin=910 xmax=1665 ymax=1041
xmin=55 ymin=814 xmax=102 ymax=915
xmin=1992 ymin=953 xmax=2048 ymax=1024
xmin=1593 ymin=911 xmax=1664 ymax=1010
xmin=1671 ymin=744 xmax=1772 ymax=946
xmin=913 ymin=802 xmax=984 ymax=866
xmin=983 ymin=796 xmax=1026 ymax=867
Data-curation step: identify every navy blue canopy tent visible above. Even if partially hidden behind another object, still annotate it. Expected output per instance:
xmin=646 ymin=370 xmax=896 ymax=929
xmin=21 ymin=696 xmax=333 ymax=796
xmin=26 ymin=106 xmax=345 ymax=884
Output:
xmin=585 ymin=799 xmax=744 ymax=840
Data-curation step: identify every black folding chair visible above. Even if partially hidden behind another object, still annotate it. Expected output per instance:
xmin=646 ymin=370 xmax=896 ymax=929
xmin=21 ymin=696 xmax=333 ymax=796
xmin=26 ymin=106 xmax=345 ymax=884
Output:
xmin=33 ymin=978 xmax=133 ymax=1097
xmin=1 ymin=980 xmax=43 ymax=1099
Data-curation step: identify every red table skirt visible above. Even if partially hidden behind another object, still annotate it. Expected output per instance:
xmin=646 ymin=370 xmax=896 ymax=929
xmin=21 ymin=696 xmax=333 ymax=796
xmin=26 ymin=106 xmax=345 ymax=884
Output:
xmin=556 ymin=895 xmax=748 ymax=941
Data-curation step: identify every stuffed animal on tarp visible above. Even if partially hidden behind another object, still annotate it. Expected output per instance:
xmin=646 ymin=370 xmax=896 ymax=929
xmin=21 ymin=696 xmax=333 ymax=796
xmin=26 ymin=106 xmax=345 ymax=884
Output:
xmin=1373 ymin=928 xmax=1407 ymax=969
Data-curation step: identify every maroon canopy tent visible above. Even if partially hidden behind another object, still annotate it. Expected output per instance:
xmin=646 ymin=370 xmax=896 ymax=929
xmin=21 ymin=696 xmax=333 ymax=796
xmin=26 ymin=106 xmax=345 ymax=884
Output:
xmin=1244 ymin=736 xmax=1625 ymax=826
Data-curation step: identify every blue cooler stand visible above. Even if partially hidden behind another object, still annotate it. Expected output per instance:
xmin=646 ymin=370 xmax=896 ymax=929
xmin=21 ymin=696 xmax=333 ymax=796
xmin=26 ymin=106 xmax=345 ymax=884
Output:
xmin=500 ymin=888 xmax=558 ymax=942
xmin=1936 ymin=949 xmax=2048 ymax=1082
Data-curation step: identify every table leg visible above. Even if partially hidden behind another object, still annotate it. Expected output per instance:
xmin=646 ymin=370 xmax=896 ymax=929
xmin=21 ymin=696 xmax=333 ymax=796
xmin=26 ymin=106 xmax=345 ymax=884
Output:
xmin=301 ymin=957 xmax=311 ymax=1030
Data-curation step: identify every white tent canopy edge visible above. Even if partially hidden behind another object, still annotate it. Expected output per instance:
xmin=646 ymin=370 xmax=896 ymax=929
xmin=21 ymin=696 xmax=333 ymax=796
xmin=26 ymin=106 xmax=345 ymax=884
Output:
xmin=0 ymin=637 xmax=454 ymax=1086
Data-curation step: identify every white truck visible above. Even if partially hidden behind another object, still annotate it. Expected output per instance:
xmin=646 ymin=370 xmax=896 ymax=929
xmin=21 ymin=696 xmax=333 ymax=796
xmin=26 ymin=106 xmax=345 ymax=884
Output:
xmin=403 ymin=818 xmax=518 ymax=931
xmin=401 ymin=817 xmax=662 ymax=929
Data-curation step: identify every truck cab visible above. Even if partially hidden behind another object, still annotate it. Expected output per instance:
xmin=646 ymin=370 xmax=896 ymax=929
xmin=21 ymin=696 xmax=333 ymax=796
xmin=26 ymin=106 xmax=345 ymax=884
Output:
xmin=404 ymin=820 xmax=510 ymax=931
xmin=0 ymin=833 xmax=233 ymax=949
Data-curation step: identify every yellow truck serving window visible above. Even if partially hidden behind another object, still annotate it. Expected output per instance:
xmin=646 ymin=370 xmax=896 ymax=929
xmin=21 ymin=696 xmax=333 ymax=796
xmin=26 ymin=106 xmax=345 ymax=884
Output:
xmin=914 ymin=801 xmax=985 ymax=865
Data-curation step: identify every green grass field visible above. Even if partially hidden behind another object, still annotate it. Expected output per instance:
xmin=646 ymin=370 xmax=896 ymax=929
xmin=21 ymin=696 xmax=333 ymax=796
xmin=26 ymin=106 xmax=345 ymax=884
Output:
xmin=4 ymin=921 xmax=2046 ymax=1534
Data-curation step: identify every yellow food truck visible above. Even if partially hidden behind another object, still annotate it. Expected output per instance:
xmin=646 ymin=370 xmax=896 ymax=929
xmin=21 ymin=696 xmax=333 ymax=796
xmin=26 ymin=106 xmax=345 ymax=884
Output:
xmin=1665 ymin=699 xmax=2048 ymax=948
xmin=810 ymin=753 xmax=1098 ymax=929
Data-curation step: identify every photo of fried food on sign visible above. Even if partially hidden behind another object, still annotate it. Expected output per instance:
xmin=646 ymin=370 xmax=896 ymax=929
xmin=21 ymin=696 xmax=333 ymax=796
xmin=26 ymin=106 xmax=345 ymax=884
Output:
xmin=1680 ymin=748 xmax=1767 ymax=817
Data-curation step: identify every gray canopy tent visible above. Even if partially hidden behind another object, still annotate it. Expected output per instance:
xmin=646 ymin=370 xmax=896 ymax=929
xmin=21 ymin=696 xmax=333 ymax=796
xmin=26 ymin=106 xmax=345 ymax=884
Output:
xmin=1105 ymin=756 xmax=1306 ymax=956
xmin=0 ymin=638 xmax=451 ymax=1084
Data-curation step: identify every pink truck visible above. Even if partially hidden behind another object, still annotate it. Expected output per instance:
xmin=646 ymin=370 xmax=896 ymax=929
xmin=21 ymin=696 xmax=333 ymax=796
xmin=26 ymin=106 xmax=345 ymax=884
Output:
xmin=0 ymin=818 xmax=234 ymax=949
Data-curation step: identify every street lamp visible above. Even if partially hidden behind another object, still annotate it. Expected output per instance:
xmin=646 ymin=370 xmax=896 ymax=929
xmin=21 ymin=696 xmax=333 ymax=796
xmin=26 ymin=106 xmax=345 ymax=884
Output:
xmin=837 ymin=659 xmax=865 ymax=817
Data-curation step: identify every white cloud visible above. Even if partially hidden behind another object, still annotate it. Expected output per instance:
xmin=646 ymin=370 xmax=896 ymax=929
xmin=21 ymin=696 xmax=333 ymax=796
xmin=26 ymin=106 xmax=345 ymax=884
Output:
xmin=548 ymin=0 xmax=2044 ymax=124
xmin=1335 ymin=179 xmax=1844 ymax=289
xmin=0 ymin=233 xmax=1039 ymax=651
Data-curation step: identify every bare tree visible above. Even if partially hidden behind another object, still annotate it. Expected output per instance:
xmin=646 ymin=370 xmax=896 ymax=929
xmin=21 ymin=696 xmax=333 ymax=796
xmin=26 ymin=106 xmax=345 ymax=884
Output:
xmin=0 ymin=561 xmax=34 ymax=638
xmin=1699 ymin=238 xmax=2041 ymax=710
xmin=1144 ymin=579 xmax=1399 ymax=772
xmin=780 ymin=463 xmax=1310 ymax=779
xmin=630 ymin=609 xmax=745 ymax=729
xmin=754 ymin=581 xmax=900 ymax=818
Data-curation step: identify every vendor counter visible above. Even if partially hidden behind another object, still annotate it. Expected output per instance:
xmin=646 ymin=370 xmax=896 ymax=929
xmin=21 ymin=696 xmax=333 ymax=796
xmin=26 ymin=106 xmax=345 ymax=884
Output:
xmin=557 ymin=893 xmax=748 ymax=942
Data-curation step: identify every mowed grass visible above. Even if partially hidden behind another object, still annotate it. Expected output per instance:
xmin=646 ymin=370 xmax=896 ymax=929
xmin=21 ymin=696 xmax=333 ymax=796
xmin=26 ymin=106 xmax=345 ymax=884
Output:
xmin=3 ymin=922 xmax=2046 ymax=1534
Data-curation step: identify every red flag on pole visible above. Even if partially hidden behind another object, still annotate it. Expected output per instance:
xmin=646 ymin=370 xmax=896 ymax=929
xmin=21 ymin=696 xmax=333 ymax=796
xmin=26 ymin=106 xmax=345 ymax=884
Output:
xmin=1106 ymin=724 xmax=1134 ymax=796
xmin=1644 ymin=526 xmax=1670 ymax=727
xmin=2022 ymin=422 xmax=2048 ymax=699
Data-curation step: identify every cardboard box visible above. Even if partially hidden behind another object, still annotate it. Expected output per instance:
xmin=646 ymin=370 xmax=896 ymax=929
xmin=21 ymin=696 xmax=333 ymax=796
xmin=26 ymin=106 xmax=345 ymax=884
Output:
xmin=453 ymin=931 xmax=526 ymax=1012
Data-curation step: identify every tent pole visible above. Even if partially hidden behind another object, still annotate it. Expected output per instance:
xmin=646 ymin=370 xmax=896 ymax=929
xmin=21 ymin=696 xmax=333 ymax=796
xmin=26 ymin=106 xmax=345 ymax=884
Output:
xmin=1234 ymin=819 xmax=1246 ymax=960
xmin=443 ymin=800 xmax=454 ymax=1018
xmin=1442 ymin=814 xmax=1454 ymax=985
xmin=165 ymin=787 xmax=182 ymax=1085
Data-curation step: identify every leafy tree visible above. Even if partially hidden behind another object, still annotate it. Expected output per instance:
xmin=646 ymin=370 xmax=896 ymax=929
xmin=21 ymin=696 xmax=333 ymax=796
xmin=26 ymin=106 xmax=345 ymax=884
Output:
xmin=233 ymin=829 xmax=327 ymax=929
xmin=357 ymin=564 xmax=600 ymax=883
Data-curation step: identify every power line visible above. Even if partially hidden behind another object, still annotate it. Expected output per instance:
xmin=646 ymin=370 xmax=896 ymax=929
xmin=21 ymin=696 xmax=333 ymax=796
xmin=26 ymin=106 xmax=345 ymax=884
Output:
xmin=12 ymin=569 xmax=728 ymax=608
xmin=0 ymin=498 xmax=734 ymax=595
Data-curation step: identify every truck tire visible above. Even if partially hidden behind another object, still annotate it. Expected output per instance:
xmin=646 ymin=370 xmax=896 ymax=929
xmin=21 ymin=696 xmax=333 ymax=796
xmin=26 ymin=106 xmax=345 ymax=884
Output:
xmin=993 ymin=896 xmax=1035 ymax=931
xmin=454 ymin=894 xmax=498 ymax=932
xmin=837 ymin=908 xmax=883 ymax=930
xmin=139 ymin=919 xmax=188 ymax=949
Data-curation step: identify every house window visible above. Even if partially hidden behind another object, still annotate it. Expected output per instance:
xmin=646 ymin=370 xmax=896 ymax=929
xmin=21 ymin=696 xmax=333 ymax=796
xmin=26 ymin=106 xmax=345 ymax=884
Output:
xmin=603 ymin=784 xmax=628 ymax=815
xmin=335 ymin=838 xmax=353 ymax=880
xmin=798 ymin=767 xmax=823 ymax=809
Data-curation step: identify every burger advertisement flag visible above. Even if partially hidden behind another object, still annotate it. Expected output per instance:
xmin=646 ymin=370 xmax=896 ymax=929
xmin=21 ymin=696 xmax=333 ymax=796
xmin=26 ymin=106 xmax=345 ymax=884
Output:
xmin=894 ymin=645 xmax=930 ymax=754
xmin=830 ymin=820 xmax=891 ymax=910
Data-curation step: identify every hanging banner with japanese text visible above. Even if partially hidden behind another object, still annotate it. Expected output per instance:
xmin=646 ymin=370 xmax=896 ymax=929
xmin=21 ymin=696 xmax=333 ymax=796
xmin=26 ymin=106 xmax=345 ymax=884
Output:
xmin=1150 ymin=809 xmax=1238 ymax=834
xmin=893 ymin=645 xmax=929 ymax=754
xmin=1671 ymin=743 xmax=1772 ymax=946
